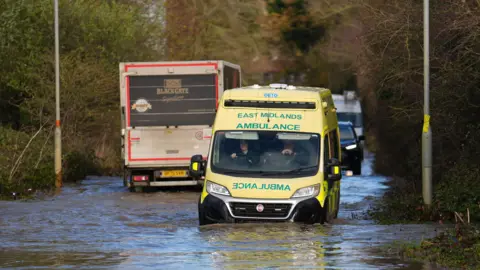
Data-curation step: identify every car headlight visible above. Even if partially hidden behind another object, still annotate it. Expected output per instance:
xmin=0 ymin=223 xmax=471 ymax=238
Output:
xmin=345 ymin=144 xmax=357 ymax=150
xmin=291 ymin=184 xmax=320 ymax=198
xmin=206 ymin=181 xmax=231 ymax=196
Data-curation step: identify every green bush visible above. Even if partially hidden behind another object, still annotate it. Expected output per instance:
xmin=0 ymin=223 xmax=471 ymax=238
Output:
xmin=355 ymin=0 xmax=480 ymax=222
xmin=0 ymin=127 xmax=54 ymax=199
xmin=436 ymin=163 xmax=480 ymax=222
xmin=0 ymin=0 xmax=165 ymax=198
xmin=402 ymin=225 xmax=480 ymax=269
xmin=63 ymin=150 xmax=101 ymax=183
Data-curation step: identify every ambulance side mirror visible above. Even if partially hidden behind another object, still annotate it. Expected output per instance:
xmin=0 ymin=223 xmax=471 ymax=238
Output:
xmin=327 ymin=158 xmax=342 ymax=181
xmin=189 ymin=155 xmax=205 ymax=179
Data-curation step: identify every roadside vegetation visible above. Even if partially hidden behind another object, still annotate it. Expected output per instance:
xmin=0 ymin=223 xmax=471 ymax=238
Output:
xmin=356 ymin=0 xmax=480 ymax=226
xmin=0 ymin=0 xmax=165 ymax=198
xmin=345 ymin=0 xmax=480 ymax=267
xmin=403 ymin=225 xmax=480 ymax=269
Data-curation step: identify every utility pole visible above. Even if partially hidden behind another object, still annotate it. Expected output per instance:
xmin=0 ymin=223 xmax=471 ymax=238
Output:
xmin=54 ymin=0 xmax=62 ymax=188
xmin=422 ymin=0 xmax=432 ymax=206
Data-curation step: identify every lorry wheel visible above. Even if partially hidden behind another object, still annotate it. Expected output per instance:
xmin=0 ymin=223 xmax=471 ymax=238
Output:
xmin=352 ymin=161 xmax=362 ymax=175
xmin=123 ymin=169 xmax=131 ymax=187
xmin=128 ymin=186 xmax=144 ymax=193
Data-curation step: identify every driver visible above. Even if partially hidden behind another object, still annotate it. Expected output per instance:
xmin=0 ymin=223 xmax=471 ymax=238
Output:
xmin=231 ymin=140 xmax=259 ymax=165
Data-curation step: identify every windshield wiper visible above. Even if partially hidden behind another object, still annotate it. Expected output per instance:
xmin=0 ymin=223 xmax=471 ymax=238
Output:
xmin=260 ymin=166 xmax=318 ymax=176
xmin=286 ymin=165 xmax=318 ymax=173
xmin=220 ymin=170 xmax=264 ymax=175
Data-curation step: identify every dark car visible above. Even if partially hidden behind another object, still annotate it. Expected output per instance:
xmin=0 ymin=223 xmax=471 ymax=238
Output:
xmin=338 ymin=121 xmax=365 ymax=175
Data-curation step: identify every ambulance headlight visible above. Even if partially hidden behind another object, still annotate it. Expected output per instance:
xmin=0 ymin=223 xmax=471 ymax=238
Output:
xmin=206 ymin=181 xmax=231 ymax=196
xmin=345 ymin=144 xmax=357 ymax=150
xmin=291 ymin=184 xmax=320 ymax=198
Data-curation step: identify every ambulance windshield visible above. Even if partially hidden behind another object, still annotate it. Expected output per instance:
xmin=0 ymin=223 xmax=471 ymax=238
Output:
xmin=210 ymin=131 xmax=320 ymax=178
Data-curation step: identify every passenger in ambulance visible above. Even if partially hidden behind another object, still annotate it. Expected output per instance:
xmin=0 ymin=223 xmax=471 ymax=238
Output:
xmin=280 ymin=140 xmax=310 ymax=166
xmin=280 ymin=140 xmax=296 ymax=155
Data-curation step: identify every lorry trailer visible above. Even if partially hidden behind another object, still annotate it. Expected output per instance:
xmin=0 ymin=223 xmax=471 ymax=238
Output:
xmin=119 ymin=60 xmax=241 ymax=191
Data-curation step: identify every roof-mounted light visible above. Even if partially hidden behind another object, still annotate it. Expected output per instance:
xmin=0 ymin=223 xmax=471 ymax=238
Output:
xmin=252 ymin=84 xmax=261 ymax=89
xmin=269 ymin=83 xmax=288 ymax=89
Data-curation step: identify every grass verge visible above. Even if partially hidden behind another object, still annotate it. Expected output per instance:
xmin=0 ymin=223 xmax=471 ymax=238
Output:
xmin=399 ymin=225 xmax=480 ymax=269
xmin=368 ymin=164 xmax=480 ymax=269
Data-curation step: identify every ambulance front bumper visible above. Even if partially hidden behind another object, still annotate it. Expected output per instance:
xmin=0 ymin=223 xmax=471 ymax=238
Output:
xmin=199 ymin=193 xmax=322 ymax=222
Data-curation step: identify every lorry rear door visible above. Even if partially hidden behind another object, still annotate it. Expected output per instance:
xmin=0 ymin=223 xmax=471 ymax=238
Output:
xmin=122 ymin=63 xmax=218 ymax=167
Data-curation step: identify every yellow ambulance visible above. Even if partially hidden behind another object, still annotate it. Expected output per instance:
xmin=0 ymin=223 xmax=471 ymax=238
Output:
xmin=189 ymin=84 xmax=342 ymax=225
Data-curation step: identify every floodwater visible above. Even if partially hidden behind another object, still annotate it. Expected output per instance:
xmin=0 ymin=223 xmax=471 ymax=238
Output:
xmin=0 ymin=153 xmax=448 ymax=269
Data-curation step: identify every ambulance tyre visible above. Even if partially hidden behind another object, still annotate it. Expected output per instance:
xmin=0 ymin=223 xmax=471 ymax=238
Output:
xmin=198 ymin=198 xmax=235 ymax=226
xmin=198 ymin=208 xmax=211 ymax=226
xmin=352 ymin=161 xmax=362 ymax=175
xmin=224 ymin=213 xmax=235 ymax=224
xmin=198 ymin=197 xmax=214 ymax=226
xmin=316 ymin=198 xmax=329 ymax=224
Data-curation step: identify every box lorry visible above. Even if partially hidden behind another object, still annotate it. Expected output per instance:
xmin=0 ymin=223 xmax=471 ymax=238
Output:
xmin=119 ymin=60 xmax=241 ymax=191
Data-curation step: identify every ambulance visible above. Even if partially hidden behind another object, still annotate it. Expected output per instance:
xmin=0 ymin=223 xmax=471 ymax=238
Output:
xmin=189 ymin=84 xmax=342 ymax=225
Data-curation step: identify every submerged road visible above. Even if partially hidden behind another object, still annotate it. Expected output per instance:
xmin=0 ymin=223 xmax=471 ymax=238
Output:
xmin=0 ymin=154 xmax=447 ymax=269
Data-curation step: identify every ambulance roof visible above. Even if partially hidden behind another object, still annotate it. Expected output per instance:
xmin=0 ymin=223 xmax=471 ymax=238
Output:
xmin=222 ymin=84 xmax=331 ymax=101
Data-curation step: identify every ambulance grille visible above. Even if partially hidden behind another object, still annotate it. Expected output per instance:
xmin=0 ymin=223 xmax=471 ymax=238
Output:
xmin=229 ymin=202 xmax=292 ymax=218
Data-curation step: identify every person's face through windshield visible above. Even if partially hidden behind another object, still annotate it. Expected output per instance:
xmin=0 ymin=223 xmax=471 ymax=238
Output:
xmin=239 ymin=140 xmax=248 ymax=153
xmin=282 ymin=140 xmax=295 ymax=155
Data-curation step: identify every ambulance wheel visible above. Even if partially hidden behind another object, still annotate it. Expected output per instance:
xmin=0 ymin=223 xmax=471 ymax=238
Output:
xmin=224 ymin=213 xmax=235 ymax=224
xmin=199 ymin=209 xmax=211 ymax=226
xmin=198 ymin=198 xmax=215 ymax=226
xmin=316 ymin=198 xmax=329 ymax=224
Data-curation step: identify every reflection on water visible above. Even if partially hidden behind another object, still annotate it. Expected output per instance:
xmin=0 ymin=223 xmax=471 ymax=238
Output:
xmin=201 ymin=223 xmax=330 ymax=269
xmin=0 ymin=155 xmax=448 ymax=269
xmin=0 ymin=250 xmax=127 ymax=269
